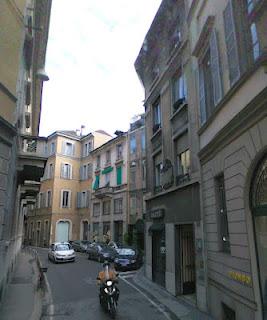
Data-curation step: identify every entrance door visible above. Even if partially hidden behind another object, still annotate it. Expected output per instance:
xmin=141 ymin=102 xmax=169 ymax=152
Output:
xmin=56 ymin=221 xmax=69 ymax=242
xmin=176 ymin=224 xmax=195 ymax=295
xmin=114 ymin=221 xmax=123 ymax=244
xmin=83 ymin=221 xmax=89 ymax=240
xmin=152 ymin=231 xmax=166 ymax=287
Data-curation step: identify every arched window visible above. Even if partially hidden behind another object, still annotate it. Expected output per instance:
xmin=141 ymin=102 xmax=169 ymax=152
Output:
xmin=250 ymin=154 xmax=267 ymax=318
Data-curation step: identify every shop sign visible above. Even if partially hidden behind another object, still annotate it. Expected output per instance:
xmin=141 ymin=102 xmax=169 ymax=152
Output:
xmin=150 ymin=209 xmax=165 ymax=219
xmin=160 ymin=159 xmax=174 ymax=190
xmin=228 ymin=271 xmax=252 ymax=285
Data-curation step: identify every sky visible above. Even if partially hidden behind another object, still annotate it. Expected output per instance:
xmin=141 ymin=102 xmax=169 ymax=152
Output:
xmin=39 ymin=0 xmax=162 ymax=137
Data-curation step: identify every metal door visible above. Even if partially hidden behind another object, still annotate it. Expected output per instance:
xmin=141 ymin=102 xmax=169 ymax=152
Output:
xmin=152 ymin=231 xmax=166 ymax=287
xmin=180 ymin=224 xmax=195 ymax=294
xmin=56 ymin=221 xmax=69 ymax=242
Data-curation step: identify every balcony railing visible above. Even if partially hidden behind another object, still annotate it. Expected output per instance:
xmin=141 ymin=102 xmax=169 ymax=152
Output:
xmin=176 ymin=173 xmax=190 ymax=185
xmin=94 ymin=185 xmax=113 ymax=198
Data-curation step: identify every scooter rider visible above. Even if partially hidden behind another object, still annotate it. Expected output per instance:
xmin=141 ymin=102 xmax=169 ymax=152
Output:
xmin=97 ymin=260 xmax=119 ymax=303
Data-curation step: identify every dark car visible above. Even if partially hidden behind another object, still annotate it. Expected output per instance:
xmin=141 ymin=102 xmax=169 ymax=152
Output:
xmin=114 ymin=247 xmax=143 ymax=271
xmin=71 ymin=240 xmax=91 ymax=252
xmin=87 ymin=242 xmax=117 ymax=262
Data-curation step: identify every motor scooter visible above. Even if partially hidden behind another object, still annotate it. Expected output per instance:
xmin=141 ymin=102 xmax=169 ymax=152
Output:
xmin=98 ymin=279 xmax=118 ymax=319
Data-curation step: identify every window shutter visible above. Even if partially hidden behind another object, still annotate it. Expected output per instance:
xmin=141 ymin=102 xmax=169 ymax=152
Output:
xmin=86 ymin=191 xmax=90 ymax=208
xmin=70 ymin=165 xmax=73 ymax=179
xmin=61 ymin=141 xmax=66 ymax=155
xmin=76 ymin=192 xmax=80 ymax=208
xmin=72 ymin=144 xmax=75 ymax=156
xmin=197 ymin=66 xmax=206 ymax=124
xmin=60 ymin=163 xmax=64 ymax=178
xmin=60 ymin=190 xmax=63 ymax=208
xmin=210 ymin=29 xmax=223 ymax=105
xmin=69 ymin=191 xmax=72 ymax=208
xmin=223 ymin=0 xmax=240 ymax=85
xmin=116 ymin=166 xmax=122 ymax=185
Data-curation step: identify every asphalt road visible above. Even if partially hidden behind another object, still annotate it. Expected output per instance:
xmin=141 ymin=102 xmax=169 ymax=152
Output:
xmin=36 ymin=248 xmax=169 ymax=320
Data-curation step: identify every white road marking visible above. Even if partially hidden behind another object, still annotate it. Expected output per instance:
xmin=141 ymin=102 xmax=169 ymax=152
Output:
xmin=120 ymin=276 xmax=172 ymax=320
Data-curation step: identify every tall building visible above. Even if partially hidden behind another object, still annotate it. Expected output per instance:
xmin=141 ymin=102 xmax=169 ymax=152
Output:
xmin=91 ymin=132 xmax=128 ymax=244
xmin=0 ymin=0 xmax=52 ymax=302
xmin=188 ymin=0 xmax=267 ymax=319
xmin=24 ymin=130 xmax=112 ymax=245
xmin=127 ymin=114 xmax=146 ymax=249
xmin=135 ymin=0 xmax=205 ymax=310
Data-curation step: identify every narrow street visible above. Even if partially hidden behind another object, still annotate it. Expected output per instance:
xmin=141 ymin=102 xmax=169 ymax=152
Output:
xmin=37 ymin=248 xmax=173 ymax=320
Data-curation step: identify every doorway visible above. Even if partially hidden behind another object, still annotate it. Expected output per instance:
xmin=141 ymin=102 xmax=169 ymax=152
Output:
xmin=152 ymin=230 xmax=166 ymax=287
xmin=56 ymin=221 xmax=70 ymax=242
xmin=176 ymin=224 xmax=196 ymax=295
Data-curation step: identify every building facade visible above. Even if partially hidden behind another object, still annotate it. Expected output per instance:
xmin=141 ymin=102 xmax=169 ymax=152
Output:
xmin=24 ymin=130 xmax=112 ymax=246
xmin=135 ymin=0 xmax=206 ymax=311
xmin=91 ymin=133 xmax=128 ymax=244
xmin=0 ymin=0 xmax=51 ymax=302
xmin=188 ymin=0 xmax=267 ymax=319
xmin=127 ymin=115 xmax=146 ymax=249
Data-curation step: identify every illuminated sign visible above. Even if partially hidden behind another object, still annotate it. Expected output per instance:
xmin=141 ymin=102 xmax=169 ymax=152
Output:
xmin=228 ymin=271 xmax=252 ymax=285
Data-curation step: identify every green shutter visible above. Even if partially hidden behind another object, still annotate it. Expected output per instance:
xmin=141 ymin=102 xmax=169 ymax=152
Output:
xmin=117 ymin=166 xmax=122 ymax=185
xmin=93 ymin=175 xmax=99 ymax=190
xmin=101 ymin=166 xmax=113 ymax=175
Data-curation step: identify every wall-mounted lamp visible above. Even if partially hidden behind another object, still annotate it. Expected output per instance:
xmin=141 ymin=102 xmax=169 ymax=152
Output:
xmin=36 ymin=68 xmax=49 ymax=81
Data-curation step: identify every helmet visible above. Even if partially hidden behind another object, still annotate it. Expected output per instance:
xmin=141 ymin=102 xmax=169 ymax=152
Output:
xmin=103 ymin=260 xmax=110 ymax=268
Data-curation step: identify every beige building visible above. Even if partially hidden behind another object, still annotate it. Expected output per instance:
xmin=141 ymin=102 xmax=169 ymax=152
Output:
xmin=188 ymin=0 xmax=267 ymax=319
xmin=91 ymin=132 xmax=128 ymax=244
xmin=127 ymin=115 xmax=146 ymax=249
xmin=24 ymin=130 xmax=112 ymax=246
xmin=0 ymin=0 xmax=51 ymax=302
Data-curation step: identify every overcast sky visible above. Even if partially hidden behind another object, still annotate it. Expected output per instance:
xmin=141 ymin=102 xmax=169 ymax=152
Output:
xmin=39 ymin=0 xmax=162 ymax=137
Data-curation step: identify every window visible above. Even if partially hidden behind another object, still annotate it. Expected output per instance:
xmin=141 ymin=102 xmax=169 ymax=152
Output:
xmin=141 ymin=129 xmax=146 ymax=152
xmin=81 ymin=191 xmax=87 ymax=208
xmin=103 ymin=201 xmax=111 ymax=215
xmin=116 ymin=144 xmax=123 ymax=160
xmin=153 ymin=99 xmax=161 ymax=133
xmin=93 ymin=223 xmax=99 ymax=237
xmin=44 ymin=220 xmax=49 ymax=241
xmin=172 ymin=73 xmax=187 ymax=112
xmin=39 ymin=192 xmax=45 ymax=208
xmin=93 ymin=203 xmax=100 ymax=217
xmin=105 ymin=172 xmax=111 ymax=186
xmin=130 ymin=167 xmax=136 ymax=190
xmin=223 ymin=1 xmax=240 ymax=86
xmin=154 ymin=153 xmax=162 ymax=191
xmin=142 ymin=160 xmax=146 ymax=188
xmin=106 ymin=150 xmax=111 ymax=165
xmin=61 ymin=163 xmax=72 ymax=179
xmin=83 ymin=142 xmax=92 ymax=157
xmin=47 ymin=190 xmax=52 ymax=207
xmin=130 ymin=134 xmax=136 ymax=154
xmin=50 ymin=142 xmax=55 ymax=155
xmin=48 ymin=163 xmax=54 ymax=179
xmin=114 ymin=198 xmax=123 ymax=214
xmin=215 ymin=174 xmax=230 ymax=253
xmin=250 ymin=23 xmax=260 ymax=61
xmin=116 ymin=166 xmax=122 ymax=185
xmin=63 ymin=142 xmax=74 ymax=156
xmin=103 ymin=222 xmax=110 ymax=236
xmin=61 ymin=190 xmax=71 ymax=208
xmin=130 ymin=195 xmax=137 ymax=215
xmin=77 ymin=191 xmax=89 ymax=208
xmin=96 ymin=155 xmax=101 ymax=168
xmin=80 ymin=163 xmax=92 ymax=180
xmin=177 ymin=150 xmax=190 ymax=175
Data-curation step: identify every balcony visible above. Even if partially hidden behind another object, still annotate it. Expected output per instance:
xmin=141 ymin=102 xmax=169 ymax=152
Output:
xmin=17 ymin=135 xmax=48 ymax=184
xmin=94 ymin=185 xmax=113 ymax=199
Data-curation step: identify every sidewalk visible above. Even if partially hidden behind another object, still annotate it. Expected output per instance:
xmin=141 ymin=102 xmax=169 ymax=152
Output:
xmin=132 ymin=268 xmax=213 ymax=320
xmin=0 ymin=249 xmax=42 ymax=320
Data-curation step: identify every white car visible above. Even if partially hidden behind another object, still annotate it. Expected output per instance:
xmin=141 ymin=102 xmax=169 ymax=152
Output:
xmin=48 ymin=242 xmax=75 ymax=263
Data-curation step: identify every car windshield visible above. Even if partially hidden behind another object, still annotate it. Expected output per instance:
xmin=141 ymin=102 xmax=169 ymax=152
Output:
xmin=117 ymin=248 xmax=135 ymax=256
xmin=81 ymin=241 xmax=90 ymax=245
xmin=56 ymin=244 xmax=71 ymax=251
xmin=100 ymin=245 xmax=115 ymax=252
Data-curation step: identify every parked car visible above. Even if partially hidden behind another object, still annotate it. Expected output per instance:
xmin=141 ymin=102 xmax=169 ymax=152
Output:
xmin=108 ymin=241 xmax=122 ymax=252
xmin=71 ymin=240 xmax=91 ymax=252
xmin=114 ymin=247 xmax=143 ymax=271
xmin=87 ymin=242 xmax=117 ymax=262
xmin=48 ymin=242 xmax=75 ymax=263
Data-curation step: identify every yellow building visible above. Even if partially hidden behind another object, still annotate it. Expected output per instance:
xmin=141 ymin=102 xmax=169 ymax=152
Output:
xmin=0 ymin=0 xmax=52 ymax=302
xmin=24 ymin=130 xmax=112 ymax=246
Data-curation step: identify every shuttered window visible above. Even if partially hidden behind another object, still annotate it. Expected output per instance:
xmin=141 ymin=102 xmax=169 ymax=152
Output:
xmin=223 ymin=0 xmax=240 ymax=86
xmin=61 ymin=163 xmax=72 ymax=179
xmin=116 ymin=166 xmax=122 ymax=185
xmin=210 ymin=29 xmax=222 ymax=105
